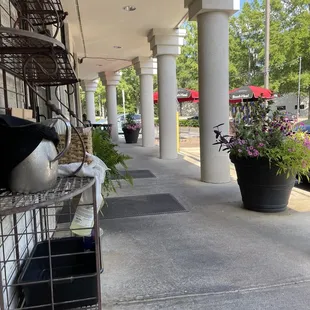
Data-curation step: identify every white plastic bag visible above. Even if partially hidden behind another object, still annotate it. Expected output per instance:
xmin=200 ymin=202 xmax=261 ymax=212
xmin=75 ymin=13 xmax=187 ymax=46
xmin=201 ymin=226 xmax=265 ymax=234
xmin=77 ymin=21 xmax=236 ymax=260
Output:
xmin=58 ymin=153 xmax=109 ymax=236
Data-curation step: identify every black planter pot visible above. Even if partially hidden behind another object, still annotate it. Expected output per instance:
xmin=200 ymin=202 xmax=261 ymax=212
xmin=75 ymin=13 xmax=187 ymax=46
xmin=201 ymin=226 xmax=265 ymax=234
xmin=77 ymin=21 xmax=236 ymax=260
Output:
xmin=123 ymin=128 xmax=140 ymax=144
xmin=231 ymin=156 xmax=295 ymax=213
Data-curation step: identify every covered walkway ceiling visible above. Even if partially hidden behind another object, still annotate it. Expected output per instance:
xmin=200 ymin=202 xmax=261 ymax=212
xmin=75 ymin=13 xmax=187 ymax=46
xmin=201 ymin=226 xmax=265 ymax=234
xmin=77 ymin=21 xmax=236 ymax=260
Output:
xmin=62 ymin=0 xmax=187 ymax=80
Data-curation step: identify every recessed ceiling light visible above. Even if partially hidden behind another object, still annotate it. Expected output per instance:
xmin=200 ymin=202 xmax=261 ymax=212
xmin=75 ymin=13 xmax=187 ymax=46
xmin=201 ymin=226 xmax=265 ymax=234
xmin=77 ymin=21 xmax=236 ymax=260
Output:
xmin=123 ymin=5 xmax=136 ymax=12
xmin=113 ymin=46 xmax=122 ymax=49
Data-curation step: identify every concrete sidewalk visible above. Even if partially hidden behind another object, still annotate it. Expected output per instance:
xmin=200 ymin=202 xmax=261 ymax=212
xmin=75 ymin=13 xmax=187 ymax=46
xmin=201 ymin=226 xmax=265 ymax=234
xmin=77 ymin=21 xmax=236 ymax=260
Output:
xmin=101 ymin=142 xmax=310 ymax=309
xmin=180 ymin=147 xmax=310 ymax=213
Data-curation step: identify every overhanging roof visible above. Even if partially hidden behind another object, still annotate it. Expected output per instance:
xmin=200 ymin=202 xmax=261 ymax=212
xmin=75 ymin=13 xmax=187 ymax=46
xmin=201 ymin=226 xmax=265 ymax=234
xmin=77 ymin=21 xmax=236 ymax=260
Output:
xmin=62 ymin=0 xmax=187 ymax=80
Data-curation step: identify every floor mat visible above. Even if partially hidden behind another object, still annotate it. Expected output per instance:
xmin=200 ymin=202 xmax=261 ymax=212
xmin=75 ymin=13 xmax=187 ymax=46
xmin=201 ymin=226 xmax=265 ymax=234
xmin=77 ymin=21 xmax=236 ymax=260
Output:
xmin=101 ymin=194 xmax=187 ymax=219
xmin=112 ymin=170 xmax=156 ymax=179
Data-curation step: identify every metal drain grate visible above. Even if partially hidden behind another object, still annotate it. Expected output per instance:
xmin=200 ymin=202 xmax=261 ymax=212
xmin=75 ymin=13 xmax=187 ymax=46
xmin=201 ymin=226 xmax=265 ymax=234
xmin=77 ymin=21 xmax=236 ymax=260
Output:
xmin=101 ymin=194 xmax=187 ymax=219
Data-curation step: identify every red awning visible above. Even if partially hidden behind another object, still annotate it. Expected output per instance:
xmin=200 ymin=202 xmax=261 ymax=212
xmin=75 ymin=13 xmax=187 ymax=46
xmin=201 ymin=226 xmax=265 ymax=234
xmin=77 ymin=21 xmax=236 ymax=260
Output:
xmin=229 ymin=85 xmax=273 ymax=103
xmin=154 ymin=88 xmax=199 ymax=103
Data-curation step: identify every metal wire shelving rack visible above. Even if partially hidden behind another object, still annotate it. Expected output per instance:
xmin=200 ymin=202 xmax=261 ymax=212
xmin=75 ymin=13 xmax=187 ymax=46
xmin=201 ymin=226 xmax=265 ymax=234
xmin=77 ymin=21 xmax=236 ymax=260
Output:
xmin=0 ymin=27 xmax=78 ymax=87
xmin=0 ymin=1 xmax=102 ymax=309
xmin=10 ymin=0 xmax=67 ymax=27
xmin=0 ymin=177 xmax=103 ymax=310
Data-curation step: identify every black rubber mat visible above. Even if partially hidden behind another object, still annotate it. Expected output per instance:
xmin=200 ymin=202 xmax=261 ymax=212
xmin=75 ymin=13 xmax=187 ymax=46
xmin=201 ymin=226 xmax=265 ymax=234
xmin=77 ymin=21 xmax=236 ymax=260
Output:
xmin=101 ymin=194 xmax=186 ymax=219
xmin=112 ymin=170 xmax=156 ymax=179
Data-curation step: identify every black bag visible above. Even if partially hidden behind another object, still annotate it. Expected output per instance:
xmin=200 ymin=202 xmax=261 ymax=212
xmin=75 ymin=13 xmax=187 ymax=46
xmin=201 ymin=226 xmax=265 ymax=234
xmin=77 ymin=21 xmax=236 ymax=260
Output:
xmin=0 ymin=115 xmax=59 ymax=189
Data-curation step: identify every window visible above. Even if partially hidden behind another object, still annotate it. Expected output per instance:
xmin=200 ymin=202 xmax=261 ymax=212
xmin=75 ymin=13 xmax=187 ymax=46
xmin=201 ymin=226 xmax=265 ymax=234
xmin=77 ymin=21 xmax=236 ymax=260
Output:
xmin=295 ymin=105 xmax=305 ymax=110
xmin=276 ymin=106 xmax=286 ymax=111
xmin=0 ymin=1 xmax=30 ymax=114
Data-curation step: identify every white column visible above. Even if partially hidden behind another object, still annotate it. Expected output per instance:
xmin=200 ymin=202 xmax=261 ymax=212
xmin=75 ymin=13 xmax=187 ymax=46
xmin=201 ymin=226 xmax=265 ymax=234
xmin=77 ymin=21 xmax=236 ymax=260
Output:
xmin=99 ymin=72 xmax=121 ymax=142
xmin=133 ymin=57 xmax=157 ymax=147
xmin=185 ymin=0 xmax=240 ymax=183
xmin=158 ymin=55 xmax=177 ymax=158
xmin=82 ymin=80 xmax=99 ymax=124
xmin=74 ymin=53 xmax=83 ymax=122
xmin=148 ymin=29 xmax=186 ymax=159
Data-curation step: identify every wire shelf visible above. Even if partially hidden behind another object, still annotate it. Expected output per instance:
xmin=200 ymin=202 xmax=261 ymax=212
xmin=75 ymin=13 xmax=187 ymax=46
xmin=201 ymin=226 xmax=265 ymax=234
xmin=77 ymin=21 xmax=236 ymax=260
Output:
xmin=0 ymin=27 xmax=78 ymax=86
xmin=0 ymin=177 xmax=95 ymax=216
xmin=10 ymin=0 xmax=66 ymax=26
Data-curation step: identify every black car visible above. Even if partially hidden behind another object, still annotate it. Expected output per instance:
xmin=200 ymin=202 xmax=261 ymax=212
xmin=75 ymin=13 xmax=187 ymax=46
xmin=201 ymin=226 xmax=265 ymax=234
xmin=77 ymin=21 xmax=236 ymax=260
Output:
xmin=187 ymin=115 xmax=198 ymax=120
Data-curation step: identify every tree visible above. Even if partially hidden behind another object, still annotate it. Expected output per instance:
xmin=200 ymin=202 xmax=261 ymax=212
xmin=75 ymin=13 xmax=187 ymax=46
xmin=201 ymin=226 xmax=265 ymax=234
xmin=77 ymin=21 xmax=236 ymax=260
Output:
xmin=229 ymin=0 xmax=265 ymax=88
xmin=117 ymin=67 xmax=140 ymax=114
xmin=177 ymin=22 xmax=198 ymax=90
xmin=229 ymin=0 xmax=310 ymax=95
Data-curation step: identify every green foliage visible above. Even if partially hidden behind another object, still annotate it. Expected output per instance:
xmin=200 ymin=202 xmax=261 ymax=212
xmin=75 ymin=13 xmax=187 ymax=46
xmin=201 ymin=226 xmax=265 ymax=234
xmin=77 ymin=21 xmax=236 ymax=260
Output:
xmin=94 ymin=80 xmax=106 ymax=117
xmin=177 ymin=22 xmax=198 ymax=90
xmin=229 ymin=0 xmax=310 ymax=94
xmin=117 ymin=67 xmax=140 ymax=114
xmin=179 ymin=119 xmax=199 ymax=127
xmin=154 ymin=118 xmax=199 ymax=127
xmin=92 ymin=129 xmax=133 ymax=194
xmin=264 ymin=131 xmax=310 ymax=180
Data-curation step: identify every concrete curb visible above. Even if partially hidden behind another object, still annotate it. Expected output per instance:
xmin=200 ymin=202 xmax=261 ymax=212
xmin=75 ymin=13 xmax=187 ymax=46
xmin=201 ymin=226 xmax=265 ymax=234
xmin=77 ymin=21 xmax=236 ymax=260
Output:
xmin=179 ymin=150 xmax=310 ymax=200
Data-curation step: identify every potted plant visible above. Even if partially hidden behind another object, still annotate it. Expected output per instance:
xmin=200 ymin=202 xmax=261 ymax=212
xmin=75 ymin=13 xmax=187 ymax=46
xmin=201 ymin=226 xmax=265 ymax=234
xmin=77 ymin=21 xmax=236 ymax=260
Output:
xmin=122 ymin=113 xmax=141 ymax=144
xmin=214 ymin=98 xmax=310 ymax=213
xmin=92 ymin=129 xmax=133 ymax=194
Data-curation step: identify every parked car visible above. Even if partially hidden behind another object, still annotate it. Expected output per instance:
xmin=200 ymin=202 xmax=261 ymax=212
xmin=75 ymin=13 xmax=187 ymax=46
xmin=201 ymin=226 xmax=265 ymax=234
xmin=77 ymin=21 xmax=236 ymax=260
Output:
xmin=294 ymin=119 xmax=310 ymax=133
xmin=277 ymin=111 xmax=297 ymax=123
xmin=187 ymin=115 xmax=198 ymax=120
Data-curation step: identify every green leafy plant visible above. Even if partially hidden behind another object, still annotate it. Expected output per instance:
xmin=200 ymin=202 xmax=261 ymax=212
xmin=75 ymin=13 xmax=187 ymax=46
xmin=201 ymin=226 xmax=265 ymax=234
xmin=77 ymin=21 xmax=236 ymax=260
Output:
xmin=179 ymin=119 xmax=199 ymax=127
xmin=214 ymin=98 xmax=310 ymax=180
xmin=154 ymin=119 xmax=199 ymax=127
xmin=92 ymin=129 xmax=133 ymax=194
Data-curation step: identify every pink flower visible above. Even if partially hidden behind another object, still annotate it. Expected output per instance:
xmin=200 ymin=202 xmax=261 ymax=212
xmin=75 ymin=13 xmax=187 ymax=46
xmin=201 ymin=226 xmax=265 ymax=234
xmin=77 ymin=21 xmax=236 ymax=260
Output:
xmin=258 ymin=143 xmax=264 ymax=147
xmin=238 ymin=149 xmax=242 ymax=153
xmin=253 ymin=150 xmax=259 ymax=157
xmin=247 ymin=150 xmax=253 ymax=156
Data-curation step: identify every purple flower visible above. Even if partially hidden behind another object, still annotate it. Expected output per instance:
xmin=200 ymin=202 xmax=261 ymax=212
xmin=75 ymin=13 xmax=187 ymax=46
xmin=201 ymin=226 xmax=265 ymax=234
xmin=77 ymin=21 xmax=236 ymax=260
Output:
xmin=238 ymin=149 xmax=242 ymax=153
xmin=253 ymin=149 xmax=259 ymax=157
xmin=258 ymin=143 xmax=264 ymax=147
xmin=247 ymin=150 xmax=253 ymax=156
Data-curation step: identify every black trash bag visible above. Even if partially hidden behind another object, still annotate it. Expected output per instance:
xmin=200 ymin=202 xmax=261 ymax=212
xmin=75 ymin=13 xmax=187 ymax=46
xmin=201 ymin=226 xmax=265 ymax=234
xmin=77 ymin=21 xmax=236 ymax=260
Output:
xmin=0 ymin=115 xmax=59 ymax=189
